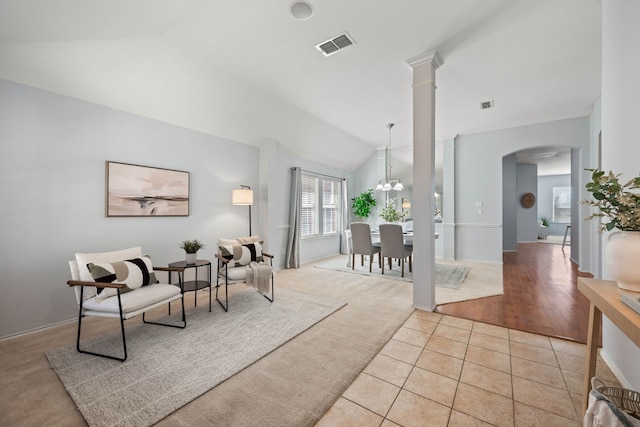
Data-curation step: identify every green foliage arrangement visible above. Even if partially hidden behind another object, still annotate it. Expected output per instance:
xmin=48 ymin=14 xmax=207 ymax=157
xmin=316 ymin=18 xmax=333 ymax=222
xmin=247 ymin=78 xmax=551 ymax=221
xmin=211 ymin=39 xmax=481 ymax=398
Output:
xmin=540 ymin=217 xmax=550 ymax=227
xmin=583 ymin=168 xmax=640 ymax=232
xmin=178 ymin=239 xmax=205 ymax=254
xmin=379 ymin=199 xmax=406 ymax=223
xmin=351 ymin=189 xmax=377 ymax=220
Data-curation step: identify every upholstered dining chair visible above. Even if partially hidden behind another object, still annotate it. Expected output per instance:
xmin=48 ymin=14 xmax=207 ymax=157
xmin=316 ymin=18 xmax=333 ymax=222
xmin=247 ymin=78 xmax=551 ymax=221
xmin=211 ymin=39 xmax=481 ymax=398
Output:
xmin=379 ymin=223 xmax=413 ymax=277
xmin=350 ymin=222 xmax=381 ymax=273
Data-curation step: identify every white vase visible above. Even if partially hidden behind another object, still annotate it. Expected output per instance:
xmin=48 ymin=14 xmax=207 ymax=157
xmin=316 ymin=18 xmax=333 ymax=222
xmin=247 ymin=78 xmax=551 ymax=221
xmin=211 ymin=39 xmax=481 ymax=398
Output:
xmin=605 ymin=231 xmax=640 ymax=292
xmin=185 ymin=253 xmax=197 ymax=265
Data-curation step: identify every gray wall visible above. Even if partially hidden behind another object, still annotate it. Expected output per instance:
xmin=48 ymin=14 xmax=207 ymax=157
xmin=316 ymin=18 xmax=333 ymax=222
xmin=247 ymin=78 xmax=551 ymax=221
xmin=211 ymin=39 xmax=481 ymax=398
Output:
xmin=454 ymin=116 xmax=590 ymax=263
xmin=0 ymin=80 xmax=257 ymax=337
xmin=274 ymin=151 xmax=354 ymax=266
xmin=0 ymin=80 xmax=352 ymax=338
xmin=502 ymin=154 xmax=517 ymax=251
xmin=516 ymin=164 xmax=538 ymax=242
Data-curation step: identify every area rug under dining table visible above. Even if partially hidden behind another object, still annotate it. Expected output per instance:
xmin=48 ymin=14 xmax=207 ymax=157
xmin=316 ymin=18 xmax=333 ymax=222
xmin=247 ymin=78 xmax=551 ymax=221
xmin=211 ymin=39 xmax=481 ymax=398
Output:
xmin=314 ymin=255 xmax=470 ymax=288
xmin=45 ymin=288 xmax=345 ymax=427
xmin=314 ymin=255 xmax=504 ymax=305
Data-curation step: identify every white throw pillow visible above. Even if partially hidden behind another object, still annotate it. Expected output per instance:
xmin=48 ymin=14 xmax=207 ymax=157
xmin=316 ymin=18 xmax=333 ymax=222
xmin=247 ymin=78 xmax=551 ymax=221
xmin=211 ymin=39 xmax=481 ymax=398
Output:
xmin=75 ymin=247 xmax=143 ymax=282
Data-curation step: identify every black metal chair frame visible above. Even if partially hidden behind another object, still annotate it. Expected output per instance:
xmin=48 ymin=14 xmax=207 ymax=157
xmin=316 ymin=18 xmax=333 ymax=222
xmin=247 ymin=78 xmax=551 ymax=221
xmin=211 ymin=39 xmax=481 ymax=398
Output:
xmin=71 ymin=281 xmax=187 ymax=362
xmin=215 ymin=253 xmax=274 ymax=312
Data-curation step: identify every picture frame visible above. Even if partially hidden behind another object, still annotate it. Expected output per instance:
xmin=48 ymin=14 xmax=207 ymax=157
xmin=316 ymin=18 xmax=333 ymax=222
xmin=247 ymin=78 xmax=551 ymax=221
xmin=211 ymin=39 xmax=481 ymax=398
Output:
xmin=105 ymin=161 xmax=190 ymax=217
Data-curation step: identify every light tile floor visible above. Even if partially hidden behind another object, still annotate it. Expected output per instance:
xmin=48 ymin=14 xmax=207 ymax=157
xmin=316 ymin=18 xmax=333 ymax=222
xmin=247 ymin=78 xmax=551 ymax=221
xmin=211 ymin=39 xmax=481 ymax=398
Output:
xmin=316 ymin=310 xmax=621 ymax=427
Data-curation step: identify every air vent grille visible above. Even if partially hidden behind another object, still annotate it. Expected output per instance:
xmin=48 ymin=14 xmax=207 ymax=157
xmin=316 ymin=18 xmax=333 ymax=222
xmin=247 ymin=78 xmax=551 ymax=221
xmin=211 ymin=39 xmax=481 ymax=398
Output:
xmin=480 ymin=100 xmax=494 ymax=110
xmin=316 ymin=32 xmax=355 ymax=56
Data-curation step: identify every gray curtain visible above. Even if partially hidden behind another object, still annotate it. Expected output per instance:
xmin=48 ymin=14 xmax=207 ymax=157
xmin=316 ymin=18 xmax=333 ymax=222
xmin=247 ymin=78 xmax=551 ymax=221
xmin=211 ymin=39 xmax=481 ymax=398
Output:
xmin=285 ymin=167 xmax=301 ymax=269
xmin=340 ymin=178 xmax=349 ymax=254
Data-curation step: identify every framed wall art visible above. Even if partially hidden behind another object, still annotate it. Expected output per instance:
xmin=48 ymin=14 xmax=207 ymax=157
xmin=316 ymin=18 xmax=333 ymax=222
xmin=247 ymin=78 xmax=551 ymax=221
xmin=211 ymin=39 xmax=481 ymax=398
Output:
xmin=105 ymin=161 xmax=190 ymax=217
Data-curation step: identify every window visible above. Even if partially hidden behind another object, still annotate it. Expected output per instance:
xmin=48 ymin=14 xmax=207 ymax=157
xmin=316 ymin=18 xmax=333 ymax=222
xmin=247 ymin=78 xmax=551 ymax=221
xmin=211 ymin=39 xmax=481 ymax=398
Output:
xmin=301 ymin=172 xmax=341 ymax=238
xmin=553 ymin=187 xmax=571 ymax=223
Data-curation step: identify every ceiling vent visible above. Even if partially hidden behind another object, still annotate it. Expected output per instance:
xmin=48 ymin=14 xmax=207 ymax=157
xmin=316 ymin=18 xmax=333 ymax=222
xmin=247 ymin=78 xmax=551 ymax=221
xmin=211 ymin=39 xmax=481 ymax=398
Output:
xmin=480 ymin=100 xmax=494 ymax=110
xmin=315 ymin=32 xmax=355 ymax=57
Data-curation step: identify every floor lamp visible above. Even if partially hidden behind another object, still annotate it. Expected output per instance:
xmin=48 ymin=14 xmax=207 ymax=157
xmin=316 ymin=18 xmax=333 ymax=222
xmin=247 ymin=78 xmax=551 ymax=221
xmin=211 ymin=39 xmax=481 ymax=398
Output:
xmin=232 ymin=185 xmax=253 ymax=236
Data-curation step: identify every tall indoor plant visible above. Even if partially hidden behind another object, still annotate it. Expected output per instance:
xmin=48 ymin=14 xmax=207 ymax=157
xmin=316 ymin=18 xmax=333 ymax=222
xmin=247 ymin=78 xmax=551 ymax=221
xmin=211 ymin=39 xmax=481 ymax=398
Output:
xmin=351 ymin=189 xmax=377 ymax=221
xmin=583 ymin=168 xmax=640 ymax=291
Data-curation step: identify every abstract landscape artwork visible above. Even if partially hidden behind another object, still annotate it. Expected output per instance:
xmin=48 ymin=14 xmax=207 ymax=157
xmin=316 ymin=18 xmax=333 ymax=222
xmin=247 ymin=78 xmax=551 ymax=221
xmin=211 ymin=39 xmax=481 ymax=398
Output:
xmin=106 ymin=161 xmax=189 ymax=216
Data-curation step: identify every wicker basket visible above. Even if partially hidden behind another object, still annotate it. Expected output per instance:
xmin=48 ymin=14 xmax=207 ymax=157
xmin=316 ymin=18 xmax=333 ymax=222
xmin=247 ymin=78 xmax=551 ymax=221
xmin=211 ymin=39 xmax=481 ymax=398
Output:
xmin=592 ymin=377 xmax=640 ymax=419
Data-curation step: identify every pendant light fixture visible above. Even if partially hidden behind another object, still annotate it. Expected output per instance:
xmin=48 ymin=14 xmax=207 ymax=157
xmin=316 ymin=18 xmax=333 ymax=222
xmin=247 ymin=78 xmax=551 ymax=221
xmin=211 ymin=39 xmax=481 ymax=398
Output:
xmin=375 ymin=123 xmax=404 ymax=191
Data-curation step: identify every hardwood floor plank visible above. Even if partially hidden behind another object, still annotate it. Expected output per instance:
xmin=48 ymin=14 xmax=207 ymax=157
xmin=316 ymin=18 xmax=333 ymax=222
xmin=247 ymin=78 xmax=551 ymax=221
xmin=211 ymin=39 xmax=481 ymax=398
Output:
xmin=435 ymin=242 xmax=593 ymax=343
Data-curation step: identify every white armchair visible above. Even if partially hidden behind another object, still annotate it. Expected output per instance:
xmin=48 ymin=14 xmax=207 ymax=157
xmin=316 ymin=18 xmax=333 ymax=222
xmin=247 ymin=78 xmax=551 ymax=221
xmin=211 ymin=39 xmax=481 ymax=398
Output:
xmin=215 ymin=236 xmax=274 ymax=312
xmin=67 ymin=246 xmax=186 ymax=362
xmin=538 ymin=220 xmax=549 ymax=239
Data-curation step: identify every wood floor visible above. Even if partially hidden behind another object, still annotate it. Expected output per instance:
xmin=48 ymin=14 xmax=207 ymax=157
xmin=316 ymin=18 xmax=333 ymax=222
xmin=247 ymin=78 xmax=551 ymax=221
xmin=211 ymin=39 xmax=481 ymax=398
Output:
xmin=435 ymin=242 xmax=594 ymax=344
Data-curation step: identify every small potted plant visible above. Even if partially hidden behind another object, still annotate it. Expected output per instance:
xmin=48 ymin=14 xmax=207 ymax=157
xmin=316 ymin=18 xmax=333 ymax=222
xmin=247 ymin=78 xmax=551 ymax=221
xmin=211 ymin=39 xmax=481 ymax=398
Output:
xmin=179 ymin=239 xmax=205 ymax=264
xmin=351 ymin=189 xmax=377 ymax=221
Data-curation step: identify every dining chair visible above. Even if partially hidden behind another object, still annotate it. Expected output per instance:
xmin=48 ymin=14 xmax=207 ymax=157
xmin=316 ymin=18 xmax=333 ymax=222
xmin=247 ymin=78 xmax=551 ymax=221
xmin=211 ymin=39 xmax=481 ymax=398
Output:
xmin=379 ymin=223 xmax=413 ymax=277
xmin=350 ymin=222 xmax=381 ymax=272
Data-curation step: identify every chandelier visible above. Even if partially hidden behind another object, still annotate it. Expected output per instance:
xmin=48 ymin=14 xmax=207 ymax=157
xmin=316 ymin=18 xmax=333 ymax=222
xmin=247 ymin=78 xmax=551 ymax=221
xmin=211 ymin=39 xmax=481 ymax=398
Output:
xmin=375 ymin=123 xmax=404 ymax=191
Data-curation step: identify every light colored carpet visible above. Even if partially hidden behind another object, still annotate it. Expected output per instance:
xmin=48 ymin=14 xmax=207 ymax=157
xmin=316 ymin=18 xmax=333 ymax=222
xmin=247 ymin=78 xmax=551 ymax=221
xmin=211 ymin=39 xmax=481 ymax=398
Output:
xmin=0 ymin=264 xmax=415 ymax=426
xmin=315 ymin=256 xmax=470 ymax=289
xmin=315 ymin=255 xmax=503 ymax=305
xmin=435 ymin=259 xmax=504 ymax=304
xmin=45 ymin=288 xmax=345 ymax=427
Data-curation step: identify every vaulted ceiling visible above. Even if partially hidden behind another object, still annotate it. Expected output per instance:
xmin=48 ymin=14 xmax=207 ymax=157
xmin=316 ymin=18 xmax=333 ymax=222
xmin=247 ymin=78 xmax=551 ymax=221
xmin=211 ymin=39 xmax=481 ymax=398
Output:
xmin=0 ymin=0 xmax=601 ymax=174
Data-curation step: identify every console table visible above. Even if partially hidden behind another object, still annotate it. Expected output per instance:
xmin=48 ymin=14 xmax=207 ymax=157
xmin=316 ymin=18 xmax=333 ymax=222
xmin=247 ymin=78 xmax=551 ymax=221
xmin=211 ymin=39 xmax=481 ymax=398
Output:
xmin=577 ymin=278 xmax=640 ymax=413
xmin=169 ymin=259 xmax=212 ymax=312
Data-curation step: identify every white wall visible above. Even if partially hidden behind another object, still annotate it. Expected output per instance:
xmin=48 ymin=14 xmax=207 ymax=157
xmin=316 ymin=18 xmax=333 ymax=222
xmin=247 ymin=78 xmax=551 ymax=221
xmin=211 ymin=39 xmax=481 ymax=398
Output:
xmin=0 ymin=38 xmax=374 ymax=173
xmin=454 ymin=116 xmax=590 ymax=263
xmin=586 ymin=98 xmax=602 ymax=278
xmin=599 ymin=0 xmax=640 ymax=390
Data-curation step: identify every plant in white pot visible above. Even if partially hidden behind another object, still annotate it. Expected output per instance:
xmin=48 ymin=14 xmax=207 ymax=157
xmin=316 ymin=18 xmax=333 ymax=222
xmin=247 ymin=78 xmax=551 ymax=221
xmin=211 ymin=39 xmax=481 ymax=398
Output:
xmin=179 ymin=239 xmax=205 ymax=265
xmin=583 ymin=168 xmax=640 ymax=291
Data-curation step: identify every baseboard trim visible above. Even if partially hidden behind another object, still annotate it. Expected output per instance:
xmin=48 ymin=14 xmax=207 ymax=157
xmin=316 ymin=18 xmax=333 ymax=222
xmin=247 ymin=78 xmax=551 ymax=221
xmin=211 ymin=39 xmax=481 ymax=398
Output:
xmin=0 ymin=317 xmax=75 ymax=342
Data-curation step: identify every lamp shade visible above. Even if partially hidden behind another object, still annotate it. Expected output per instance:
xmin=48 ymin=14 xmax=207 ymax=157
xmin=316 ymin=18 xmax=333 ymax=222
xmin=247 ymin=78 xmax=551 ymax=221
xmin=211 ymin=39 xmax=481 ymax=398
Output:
xmin=402 ymin=200 xmax=411 ymax=209
xmin=232 ymin=188 xmax=253 ymax=205
xmin=382 ymin=182 xmax=392 ymax=191
xmin=393 ymin=181 xmax=404 ymax=191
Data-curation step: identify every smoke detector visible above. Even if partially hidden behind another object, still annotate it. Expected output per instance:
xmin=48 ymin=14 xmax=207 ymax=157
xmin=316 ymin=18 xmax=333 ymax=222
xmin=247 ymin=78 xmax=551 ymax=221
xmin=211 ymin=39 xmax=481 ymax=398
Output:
xmin=315 ymin=32 xmax=355 ymax=56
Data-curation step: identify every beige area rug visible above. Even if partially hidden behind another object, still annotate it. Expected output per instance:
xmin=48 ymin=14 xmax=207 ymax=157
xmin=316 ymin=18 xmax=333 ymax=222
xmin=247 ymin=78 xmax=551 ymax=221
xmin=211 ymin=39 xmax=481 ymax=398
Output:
xmin=315 ymin=255 xmax=503 ymax=305
xmin=315 ymin=256 xmax=470 ymax=289
xmin=45 ymin=288 xmax=345 ymax=427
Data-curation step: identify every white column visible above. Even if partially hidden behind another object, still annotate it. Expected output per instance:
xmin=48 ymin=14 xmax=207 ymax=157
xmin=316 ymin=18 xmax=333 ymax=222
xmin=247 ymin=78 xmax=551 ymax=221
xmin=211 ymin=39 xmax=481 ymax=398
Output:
xmin=407 ymin=50 xmax=442 ymax=311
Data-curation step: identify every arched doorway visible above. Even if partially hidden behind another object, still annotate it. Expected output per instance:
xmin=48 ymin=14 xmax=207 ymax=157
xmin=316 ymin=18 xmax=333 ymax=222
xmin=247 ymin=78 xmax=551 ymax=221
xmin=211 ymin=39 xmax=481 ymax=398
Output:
xmin=502 ymin=146 xmax=577 ymax=256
